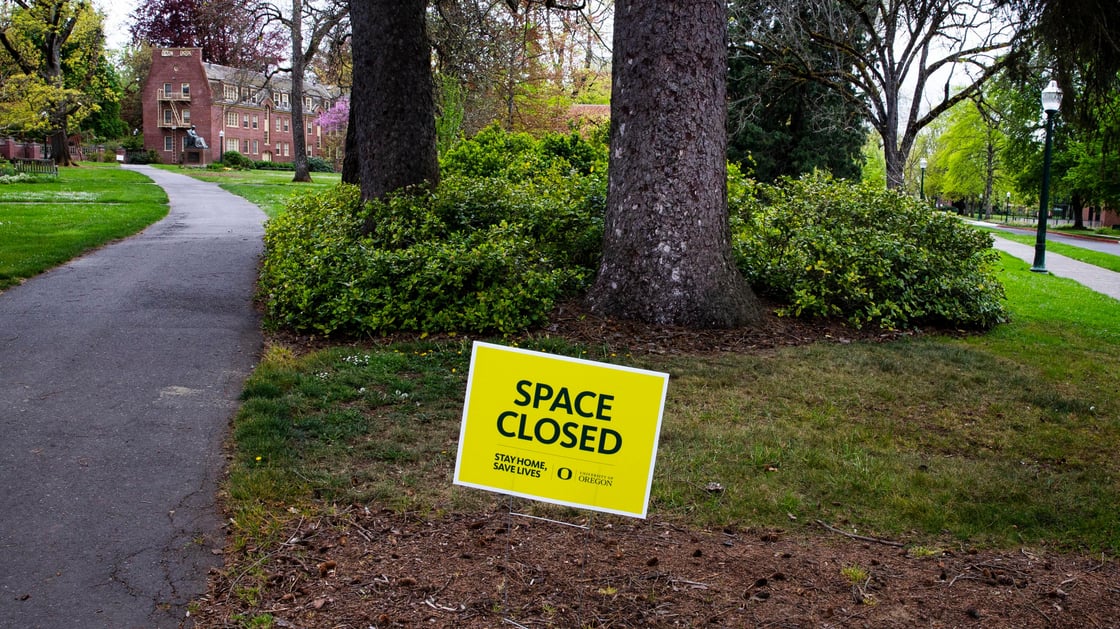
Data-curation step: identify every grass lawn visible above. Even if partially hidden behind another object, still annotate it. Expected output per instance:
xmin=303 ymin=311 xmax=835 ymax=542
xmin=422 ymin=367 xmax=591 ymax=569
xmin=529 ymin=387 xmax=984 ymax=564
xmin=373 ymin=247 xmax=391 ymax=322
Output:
xmin=226 ymin=251 xmax=1120 ymax=556
xmin=155 ymin=165 xmax=342 ymax=218
xmin=0 ymin=162 xmax=168 ymax=290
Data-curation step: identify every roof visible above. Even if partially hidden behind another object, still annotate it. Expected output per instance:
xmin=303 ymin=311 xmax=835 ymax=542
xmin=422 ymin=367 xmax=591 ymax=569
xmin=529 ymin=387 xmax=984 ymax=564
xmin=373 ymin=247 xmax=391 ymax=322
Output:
xmin=202 ymin=61 xmax=341 ymax=101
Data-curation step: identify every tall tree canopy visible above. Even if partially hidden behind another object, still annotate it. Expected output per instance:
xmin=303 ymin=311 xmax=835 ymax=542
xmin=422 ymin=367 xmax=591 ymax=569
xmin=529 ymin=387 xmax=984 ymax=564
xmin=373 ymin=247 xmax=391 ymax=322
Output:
xmin=587 ymin=0 xmax=761 ymax=328
xmin=129 ymin=0 xmax=285 ymax=69
xmin=0 ymin=0 xmax=112 ymax=164
xmin=727 ymin=0 xmax=866 ymax=182
xmin=429 ymin=0 xmax=611 ymax=134
xmin=734 ymin=0 xmax=1023 ymax=189
xmin=1003 ymin=0 xmax=1120 ymax=113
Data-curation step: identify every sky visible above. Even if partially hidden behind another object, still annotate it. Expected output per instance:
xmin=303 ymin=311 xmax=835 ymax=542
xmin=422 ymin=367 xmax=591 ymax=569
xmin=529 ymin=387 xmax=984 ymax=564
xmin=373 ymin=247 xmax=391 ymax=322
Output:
xmin=93 ymin=0 xmax=137 ymax=51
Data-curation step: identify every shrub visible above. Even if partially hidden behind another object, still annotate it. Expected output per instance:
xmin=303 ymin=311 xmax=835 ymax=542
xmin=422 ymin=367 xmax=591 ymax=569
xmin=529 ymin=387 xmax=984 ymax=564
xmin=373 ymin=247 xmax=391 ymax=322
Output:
xmin=260 ymin=171 xmax=604 ymax=336
xmin=222 ymin=151 xmax=255 ymax=169
xmin=307 ymin=156 xmax=333 ymax=173
xmin=732 ymin=172 xmax=1007 ymax=330
xmin=259 ymin=125 xmax=609 ymax=336
xmin=253 ymin=160 xmax=294 ymax=171
xmin=441 ymin=124 xmax=607 ymax=181
xmin=127 ymin=150 xmax=161 ymax=164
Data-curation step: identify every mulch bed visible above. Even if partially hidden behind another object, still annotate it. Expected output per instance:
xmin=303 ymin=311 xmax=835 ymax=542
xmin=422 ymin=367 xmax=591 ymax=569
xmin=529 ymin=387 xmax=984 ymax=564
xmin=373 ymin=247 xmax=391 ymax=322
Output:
xmin=192 ymin=508 xmax=1119 ymax=628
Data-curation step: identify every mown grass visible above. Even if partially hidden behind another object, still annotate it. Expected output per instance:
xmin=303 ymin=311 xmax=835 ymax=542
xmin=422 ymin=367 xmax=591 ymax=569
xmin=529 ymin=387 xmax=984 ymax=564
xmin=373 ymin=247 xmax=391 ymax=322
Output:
xmin=0 ymin=162 xmax=168 ymax=289
xmin=156 ymin=165 xmax=342 ymax=218
xmin=227 ymin=252 xmax=1120 ymax=555
xmin=977 ymin=227 xmax=1120 ymax=273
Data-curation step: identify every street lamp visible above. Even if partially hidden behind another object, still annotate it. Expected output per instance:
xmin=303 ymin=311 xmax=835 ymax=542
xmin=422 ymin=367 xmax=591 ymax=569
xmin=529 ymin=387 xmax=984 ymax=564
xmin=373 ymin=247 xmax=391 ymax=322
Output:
xmin=1031 ymin=79 xmax=1062 ymax=273
xmin=218 ymin=129 xmax=225 ymax=163
xmin=919 ymin=158 xmax=928 ymax=203
xmin=1005 ymin=191 xmax=1011 ymax=222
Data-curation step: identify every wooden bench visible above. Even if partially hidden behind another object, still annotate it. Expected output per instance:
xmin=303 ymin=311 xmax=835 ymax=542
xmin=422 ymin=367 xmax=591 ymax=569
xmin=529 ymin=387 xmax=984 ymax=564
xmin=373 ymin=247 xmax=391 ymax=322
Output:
xmin=11 ymin=158 xmax=59 ymax=177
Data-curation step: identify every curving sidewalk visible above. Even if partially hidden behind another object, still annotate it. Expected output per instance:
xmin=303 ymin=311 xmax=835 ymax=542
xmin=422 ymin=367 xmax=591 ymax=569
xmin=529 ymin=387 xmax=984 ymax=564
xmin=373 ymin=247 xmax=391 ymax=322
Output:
xmin=0 ymin=166 xmax=265 ymax=628
xmin=990 ymin=236 xmax=1120 ymax=301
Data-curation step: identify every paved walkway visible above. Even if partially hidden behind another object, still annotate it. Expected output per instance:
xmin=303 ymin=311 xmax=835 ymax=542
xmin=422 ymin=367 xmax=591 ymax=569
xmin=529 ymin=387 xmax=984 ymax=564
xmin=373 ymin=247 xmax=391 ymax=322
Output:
xmin=0 ymin=166 xmax=265 ymax=628
xmin=990 ymin=236 xmax=1120 ymax=301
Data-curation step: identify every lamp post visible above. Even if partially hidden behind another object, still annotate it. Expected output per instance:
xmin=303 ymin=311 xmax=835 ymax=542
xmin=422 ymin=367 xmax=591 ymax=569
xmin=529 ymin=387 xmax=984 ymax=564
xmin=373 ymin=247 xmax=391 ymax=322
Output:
xmin=1005 ymin=191 xmax=1011 ymax=223
xmin=218 ymin=129 xmax=225 ymax=163
xmin=919 ymin=158 xmax=927 ymax=203
xmin=1031 ymin=79 xmax=1062 ymax=273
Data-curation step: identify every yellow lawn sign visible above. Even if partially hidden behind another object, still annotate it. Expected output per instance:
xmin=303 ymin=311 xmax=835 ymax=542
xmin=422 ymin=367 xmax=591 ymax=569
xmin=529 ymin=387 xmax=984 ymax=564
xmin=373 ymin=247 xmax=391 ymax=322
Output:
xmin=454 ymin=342 xmax=670 ymax=518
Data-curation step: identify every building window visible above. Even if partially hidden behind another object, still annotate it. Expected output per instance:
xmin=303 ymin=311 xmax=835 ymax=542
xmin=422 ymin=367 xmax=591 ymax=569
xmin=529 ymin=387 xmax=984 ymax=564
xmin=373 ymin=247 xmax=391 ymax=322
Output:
xmin=181 ymin=108 xmax=190 ymax=124
xmin=224 ymin=84 xmax=237 ymax=101
xmin=252 ymin=114 xmax=258 ymax=129
xmin=164 ymin=136 xmax=172 ymax=151
xmin=163 ymin=109 xmax=173 ymax=125
xmin=282 ymin=118 xmax=289 ymax=132
xmin=226 ymin=111 xmax=238 ymax=127
xmin=242 ymin=114 xmax=249 ymax=128
xmin=226 ymin=137 xmax=239 ymax=153
xmin=275 ymin=117 xmax=281 ymax=132
xmin=181 ymin=82 xmax=190 ymax=97
xmin=163 ymin=82 xmax=172 ymax=97
xmin=253 ymin=140 xmax=259 ymax=154
xmin=281 ymin=92 xmax=289 ymax=106
xmin=283 ymin=142 xmax=290 ymax=157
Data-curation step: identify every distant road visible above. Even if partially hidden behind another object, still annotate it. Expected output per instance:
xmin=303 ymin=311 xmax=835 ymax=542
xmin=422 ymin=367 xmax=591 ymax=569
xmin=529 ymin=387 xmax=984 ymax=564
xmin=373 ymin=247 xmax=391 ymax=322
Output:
xmin=975 ymin=221 xmax=1120 ymax=257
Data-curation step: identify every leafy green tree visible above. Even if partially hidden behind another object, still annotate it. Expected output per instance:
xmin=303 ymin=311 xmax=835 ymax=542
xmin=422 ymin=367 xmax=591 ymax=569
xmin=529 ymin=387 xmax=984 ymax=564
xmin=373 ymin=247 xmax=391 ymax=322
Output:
xmin=928 ymin=97 xmax=1005 ymax=217
xmin=75 ymin=52 xmax=127 ymax=139
xmin=0 ymin=0 xmax=112 ymax=164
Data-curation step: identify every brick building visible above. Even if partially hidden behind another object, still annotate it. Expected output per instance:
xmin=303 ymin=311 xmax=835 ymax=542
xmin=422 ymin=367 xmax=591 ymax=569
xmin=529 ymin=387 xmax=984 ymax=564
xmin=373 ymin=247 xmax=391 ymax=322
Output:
xmin=141 ymin=47 xmax=340 ymax=166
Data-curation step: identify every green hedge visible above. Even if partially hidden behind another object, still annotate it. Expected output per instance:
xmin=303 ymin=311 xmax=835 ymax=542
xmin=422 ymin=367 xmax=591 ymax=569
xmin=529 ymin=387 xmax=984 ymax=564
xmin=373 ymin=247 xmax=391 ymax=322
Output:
xmin=732 ymin=172 xmax=1007 ymax=329
xmin=260 ymin=127 xmax=1006 ymax=336
xmin=258 ymin=129 xmax=607 ymax=336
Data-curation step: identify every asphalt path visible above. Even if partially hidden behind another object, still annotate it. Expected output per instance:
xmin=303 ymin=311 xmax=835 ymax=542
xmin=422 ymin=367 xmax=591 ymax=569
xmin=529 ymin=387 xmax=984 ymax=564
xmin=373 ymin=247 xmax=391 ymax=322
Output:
xmin=0 ymin=165 xmax=265 ymax=628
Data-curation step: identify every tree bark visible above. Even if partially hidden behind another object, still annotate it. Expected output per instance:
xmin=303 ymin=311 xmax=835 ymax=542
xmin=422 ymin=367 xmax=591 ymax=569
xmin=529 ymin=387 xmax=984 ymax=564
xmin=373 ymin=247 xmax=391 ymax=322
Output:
xmin=587 ymin=0 xmax=760 ymax=328
xmin=350 ymin=0 xmax=439 ymax=218
xmin=290 ymin=0 xmax=312 ymax=182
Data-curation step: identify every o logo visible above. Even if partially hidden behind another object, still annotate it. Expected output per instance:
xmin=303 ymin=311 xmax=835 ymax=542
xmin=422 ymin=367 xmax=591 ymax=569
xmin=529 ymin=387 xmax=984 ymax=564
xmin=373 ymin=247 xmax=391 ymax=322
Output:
xmin=557 ymin=467 xmax=573 ymax=481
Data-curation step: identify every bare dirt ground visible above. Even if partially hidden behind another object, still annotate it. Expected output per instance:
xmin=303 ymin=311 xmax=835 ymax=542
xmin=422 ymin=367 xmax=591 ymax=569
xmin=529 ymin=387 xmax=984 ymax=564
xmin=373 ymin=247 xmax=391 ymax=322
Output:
xmin=192 ymin=508 xmax=1119 ymax=628
xmin=191 ymin=303 xmax=1120 ymax=628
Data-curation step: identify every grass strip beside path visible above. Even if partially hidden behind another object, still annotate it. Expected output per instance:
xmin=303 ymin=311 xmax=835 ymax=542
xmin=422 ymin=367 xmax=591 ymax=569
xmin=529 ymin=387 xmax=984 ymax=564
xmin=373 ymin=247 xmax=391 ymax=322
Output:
xmin=976 ymin=226 xmax=1120 ymax=273
xmin=226 ymin=253 xmax=1120 ymax=556
xmin=0 ymin=163 xmax=168 ymax=290
xmin=155 ymin=165 xmax=342 ymax=218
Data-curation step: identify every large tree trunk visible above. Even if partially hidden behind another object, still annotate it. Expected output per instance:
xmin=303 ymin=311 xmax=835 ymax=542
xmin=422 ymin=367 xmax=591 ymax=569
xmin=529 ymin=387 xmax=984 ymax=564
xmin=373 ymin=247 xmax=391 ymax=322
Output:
xmin=587 ymin=0 xmax=760 ymax=328
xmin=341 ymin=101 xmax=359 ymax=185
xmin=350 ymin=0 xmax=439 ymax=221
xmin=290 ymin=0 xmax=311 ymax=183
xmin=1071 ymin=191 xmax=1085 ymax=230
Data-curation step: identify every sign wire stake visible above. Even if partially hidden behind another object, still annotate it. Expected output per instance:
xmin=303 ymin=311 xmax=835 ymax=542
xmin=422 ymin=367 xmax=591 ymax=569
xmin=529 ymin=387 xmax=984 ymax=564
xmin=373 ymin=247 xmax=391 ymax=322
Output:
xmin=510 ymin=511 xmax=589 ymax=529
